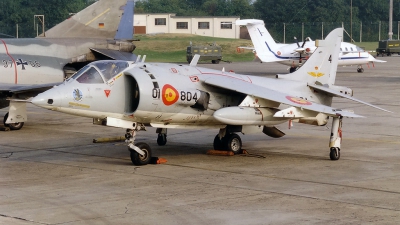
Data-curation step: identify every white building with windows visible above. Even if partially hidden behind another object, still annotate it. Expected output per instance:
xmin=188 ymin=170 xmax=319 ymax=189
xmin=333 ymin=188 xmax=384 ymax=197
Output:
xmin=134 ymin=14 xmax=240 ymax=39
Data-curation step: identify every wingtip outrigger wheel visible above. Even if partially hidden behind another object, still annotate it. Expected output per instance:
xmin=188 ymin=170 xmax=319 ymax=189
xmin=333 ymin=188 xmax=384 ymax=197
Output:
xmin=3 ymin=113 xmax=24 ymax=130
xmin=329 ymin=116 xmax=343 ymax=160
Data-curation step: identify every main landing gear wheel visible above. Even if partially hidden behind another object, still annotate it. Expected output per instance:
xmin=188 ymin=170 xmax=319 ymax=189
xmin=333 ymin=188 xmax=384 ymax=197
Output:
xmin=130 ymin=142 xmax=152 ymax=166
xmin=329 ymin=147 xmax=340 ymax=160
xmin=357 ymin=68 xmax=364 ymax=73
xmin=213 ymin=133 xmax=242 ymax=154
xmin=213 ymin=135 xmax=224 ymax=150
xmin=289 ymin=67 xmax=296 ymax=73
xmin=157 ymin=133 xmax=167 ymax=146
xmin=3 ymin=113 xmax=24 ymax=130
xmin=224 ymin=133 xmax=242 ymax=154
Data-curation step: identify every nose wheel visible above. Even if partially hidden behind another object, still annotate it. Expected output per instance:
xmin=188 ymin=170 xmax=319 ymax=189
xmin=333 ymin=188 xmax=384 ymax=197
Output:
xmin=129 ymin=142 xmax=152 ymax=166
xmin=125 ymin=124 xmax=152 ymax=166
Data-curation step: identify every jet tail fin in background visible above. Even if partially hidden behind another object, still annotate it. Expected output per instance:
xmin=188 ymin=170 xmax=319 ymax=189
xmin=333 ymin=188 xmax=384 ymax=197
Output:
xmin=115 ymin=0 xmax=134 ymax=40
xmin=277 ymin=28 xmax=343 ymax=86
xmin=44 ymin=0 xmax=133 ymax=39
xmin=236 ymin=19 xmax=285 ymax=62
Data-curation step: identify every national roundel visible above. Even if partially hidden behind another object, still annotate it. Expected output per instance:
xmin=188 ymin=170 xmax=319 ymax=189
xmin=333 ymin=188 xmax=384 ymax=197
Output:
xmin=162 ymin=84 xmax=179 ymax=106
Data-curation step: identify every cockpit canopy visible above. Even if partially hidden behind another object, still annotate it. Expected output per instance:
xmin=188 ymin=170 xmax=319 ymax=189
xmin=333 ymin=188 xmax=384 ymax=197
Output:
xmin=70 ymin=60 xmax=129 ymax=84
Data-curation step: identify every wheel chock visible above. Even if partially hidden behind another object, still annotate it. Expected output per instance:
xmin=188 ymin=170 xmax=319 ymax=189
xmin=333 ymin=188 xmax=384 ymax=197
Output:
xmin=206 ymin=150 xmax=234 ymax=156
xmin=150 ymin=157 xmax=168 ymax=164
xmin=0 ymin=126 xmax=10 ymax=131
xmin=93 ymin=136 xmax=125 ymax=143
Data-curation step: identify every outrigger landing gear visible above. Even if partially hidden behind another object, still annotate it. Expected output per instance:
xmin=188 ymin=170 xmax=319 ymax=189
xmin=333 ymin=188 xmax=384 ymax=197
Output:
xmin=213 ymin=128 xmax=242 ymax=154
xmin=3 ymin=112 xmax=24 ymax=130
xmin=329 ymin=116 xmax=343 ymax=160
xmin=125 ymin=124 xmax=152 ymax=165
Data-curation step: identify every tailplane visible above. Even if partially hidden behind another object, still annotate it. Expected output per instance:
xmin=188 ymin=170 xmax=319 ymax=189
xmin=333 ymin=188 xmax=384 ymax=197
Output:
xmin=44 ymin=0 xmax=133 ymax=40
xmin=236 ymin=19 xmax=285 ymax=62
xmin=277 ymin=28 xmax=343 ymax=86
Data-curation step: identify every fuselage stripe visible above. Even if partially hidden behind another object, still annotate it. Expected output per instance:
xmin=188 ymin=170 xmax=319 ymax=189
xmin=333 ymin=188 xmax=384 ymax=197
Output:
xmin=0 ymin=39 xmax=18 ymax=84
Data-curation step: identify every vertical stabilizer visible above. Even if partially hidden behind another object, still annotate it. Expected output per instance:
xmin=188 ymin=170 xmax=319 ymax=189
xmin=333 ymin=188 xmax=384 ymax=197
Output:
xmin=277 ymin=28 xmax=343 ymax=86
xmin=236 ymin=19 xmax=285 ymax=62
xmin=114 ymin=0 xmax=134 ymax=40
xmin=44 ymin=0 xmax=130 ymax=39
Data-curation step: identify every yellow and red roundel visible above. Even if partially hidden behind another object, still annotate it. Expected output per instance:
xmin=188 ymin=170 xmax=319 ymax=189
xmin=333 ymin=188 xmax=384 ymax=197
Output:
xmin=162 ymin=84 xmax=179 ymax=106
xmin=286 ymin=96 xmax=312 ymax=105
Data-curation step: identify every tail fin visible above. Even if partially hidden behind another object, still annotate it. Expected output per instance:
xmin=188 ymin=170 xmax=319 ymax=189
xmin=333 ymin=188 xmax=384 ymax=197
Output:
xmin=236 ymin=19 xmax=285 ymax=62
xmin=277 ymin=28 xmax=343 ymax=86
xmin=44 ymin=0 xmax=133 ymax=39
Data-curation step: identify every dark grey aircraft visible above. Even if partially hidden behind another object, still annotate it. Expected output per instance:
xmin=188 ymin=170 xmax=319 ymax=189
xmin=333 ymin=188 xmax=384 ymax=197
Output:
xmin=0 ymin=0 xmax=135 ymax=130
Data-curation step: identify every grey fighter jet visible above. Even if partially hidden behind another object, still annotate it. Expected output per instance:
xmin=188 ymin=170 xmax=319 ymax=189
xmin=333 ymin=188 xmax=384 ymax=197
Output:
xmin=32 ymin=28 xmax=389 ymax=165
xmin=1 ymin=0 xmax=135 ymax=130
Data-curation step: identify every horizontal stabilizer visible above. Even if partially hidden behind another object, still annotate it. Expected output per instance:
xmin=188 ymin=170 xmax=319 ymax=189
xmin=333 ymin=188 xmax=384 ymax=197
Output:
xmin=91 ymin=48 xmax=137 ymax=61
xmin=308 ymin=83 xmax=392 ymax=113
xmin=0 ymin=82 xmax=61 ymax=97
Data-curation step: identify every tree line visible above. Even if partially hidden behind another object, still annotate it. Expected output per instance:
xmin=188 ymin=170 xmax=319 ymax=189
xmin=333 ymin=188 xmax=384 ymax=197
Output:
xmin=0 ymin=0 xmax=95 ymax=38
xmin=0 ymin=0 xmax=398 ymax=39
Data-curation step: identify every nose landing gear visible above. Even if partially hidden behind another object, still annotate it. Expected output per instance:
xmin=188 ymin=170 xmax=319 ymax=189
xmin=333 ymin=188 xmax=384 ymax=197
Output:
xmin=125 ymin=124 xmax=152 ymax=165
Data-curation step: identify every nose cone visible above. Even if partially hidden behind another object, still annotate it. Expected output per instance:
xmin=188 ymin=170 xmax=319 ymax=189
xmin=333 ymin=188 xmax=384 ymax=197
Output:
xmin=32 ymin=87 xmax=62 ymax=109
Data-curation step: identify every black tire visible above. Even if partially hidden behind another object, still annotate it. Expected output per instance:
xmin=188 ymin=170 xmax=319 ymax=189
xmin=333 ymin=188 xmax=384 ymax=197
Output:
xmin=223 ymin=133 xmax=242 ymax=154
xmin=130 ymin=142 xmax=152 ymax=166
xmin=289 ymin=67 xmax=296 ymax=73
xmin=329 ymin=147 xmax=340 ymax=160
xmin=157 ymin=133 xmax=167 ymax=146
xmin=3 ymin=113 xmax=24 ymax=130
xmin=213 ymin=135 xmax=224 ymax=150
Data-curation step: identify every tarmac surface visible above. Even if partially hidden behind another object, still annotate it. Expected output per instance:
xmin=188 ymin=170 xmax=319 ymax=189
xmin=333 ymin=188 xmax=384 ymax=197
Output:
xmin=1 ymin=57 xmax=400 ymax=224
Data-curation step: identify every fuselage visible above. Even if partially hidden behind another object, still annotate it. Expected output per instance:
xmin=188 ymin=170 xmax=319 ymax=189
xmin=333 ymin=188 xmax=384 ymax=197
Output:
xmin=32 ymin=60 xmax=332 ymax=128
xmin=265 ymin=41 xmax=378 ymax=67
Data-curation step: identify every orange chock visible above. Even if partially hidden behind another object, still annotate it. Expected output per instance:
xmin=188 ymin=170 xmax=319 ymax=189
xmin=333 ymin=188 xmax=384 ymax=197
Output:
xmin=157 ymin=158 xmax=168 ymax=164
xmin=206 ymin=150 xmax=234 ymax=156
xmin=150 ymin=157 xmax=167 ymax=164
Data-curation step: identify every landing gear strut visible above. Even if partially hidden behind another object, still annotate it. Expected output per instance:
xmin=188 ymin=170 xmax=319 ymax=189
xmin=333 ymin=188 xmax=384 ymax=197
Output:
xmin=329 ymin=116 xmax=343 ymax=160
xmin=125 ymin=124 xmax=152 ymax=165
xmin=213 ymin=128 xmax=242 ymax=154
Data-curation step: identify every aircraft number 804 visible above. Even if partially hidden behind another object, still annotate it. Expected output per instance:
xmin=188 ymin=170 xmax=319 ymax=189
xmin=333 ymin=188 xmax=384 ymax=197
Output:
xmin=152 ymin=88 xmax=199 ymax=102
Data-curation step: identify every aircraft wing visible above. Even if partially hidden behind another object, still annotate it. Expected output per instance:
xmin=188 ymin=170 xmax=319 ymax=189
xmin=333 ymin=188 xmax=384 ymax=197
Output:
xmin=0 ymin=82 xmax=61 ymax=98
xmin=203 ymin=76 xmax=363 ymax=118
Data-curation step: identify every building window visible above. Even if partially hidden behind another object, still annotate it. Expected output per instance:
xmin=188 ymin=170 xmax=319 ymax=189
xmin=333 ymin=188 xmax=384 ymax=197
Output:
xmin=155 ymin=18 xmax=166 ymax=25
xmin=198 ymin=22 xmax=209 ymax=29
xmin=177 ymin=22 xmax=188 ymax=29
xmin=221 ymin=22 xmax=232 ymax=29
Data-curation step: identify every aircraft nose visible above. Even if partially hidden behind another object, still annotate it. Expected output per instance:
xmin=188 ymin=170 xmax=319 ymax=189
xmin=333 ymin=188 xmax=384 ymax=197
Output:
xmin=32 ymin=88 xmax=62 ymax=109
